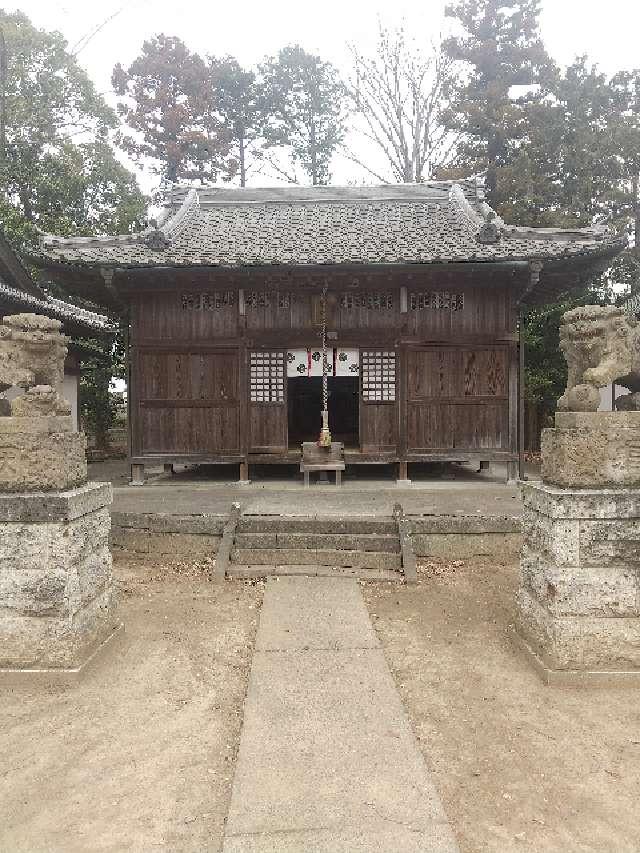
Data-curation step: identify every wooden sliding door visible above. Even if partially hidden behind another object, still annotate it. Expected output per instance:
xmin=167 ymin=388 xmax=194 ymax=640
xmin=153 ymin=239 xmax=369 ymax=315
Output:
xmin=248 ymin=350 xmax=287 ymax=453
xmin=133 ymin=347 xmax=240 ymax=458
xmin=359 ymin=350 xmax=398 ymax=453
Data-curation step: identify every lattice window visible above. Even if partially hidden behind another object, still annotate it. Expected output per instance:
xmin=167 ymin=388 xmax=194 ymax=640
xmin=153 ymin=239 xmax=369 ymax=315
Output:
xmin=410 ymin=291 xmax=464 ymax=311
xmin=250 ymin=351 xmax=285 ymax=403
xmin=181 ymin=291 xmax=235 ymax=310
xmin=340 ymin=292 xmax=394 ymax=310
xmin=361 ymin=351 xmax=396 ymax=402
xmin=245 ymin=290 xmax=292 ymax=309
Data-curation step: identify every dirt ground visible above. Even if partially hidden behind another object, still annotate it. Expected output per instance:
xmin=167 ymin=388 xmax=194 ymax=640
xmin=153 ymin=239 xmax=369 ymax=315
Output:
xmin=0 ymin=559 xmax=263 ymax=853
xmin=363 ymin=560 xmax=640 ymax=853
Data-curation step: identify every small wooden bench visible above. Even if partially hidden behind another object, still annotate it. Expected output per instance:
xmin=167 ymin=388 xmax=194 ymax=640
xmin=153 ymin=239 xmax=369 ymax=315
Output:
xmin=300 ymin=441 xmax=345 ymax=487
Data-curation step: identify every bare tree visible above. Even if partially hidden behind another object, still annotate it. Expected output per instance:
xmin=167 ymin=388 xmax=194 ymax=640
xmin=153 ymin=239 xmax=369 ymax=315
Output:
xmin=346 ymin=25 xmax=458 ymax=183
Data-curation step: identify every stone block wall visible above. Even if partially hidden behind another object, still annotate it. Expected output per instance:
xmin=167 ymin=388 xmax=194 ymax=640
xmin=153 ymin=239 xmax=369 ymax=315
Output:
xmin=0 ymin=483 xmax=118 ymax=670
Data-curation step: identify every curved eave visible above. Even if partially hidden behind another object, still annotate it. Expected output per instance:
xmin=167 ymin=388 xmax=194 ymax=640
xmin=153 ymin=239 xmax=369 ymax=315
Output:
xmin=522 ymin=241 xmax=626 ymax=307
xmin=30 ymin=237 xmax=624 ymax=271
xmin=29 ymin=237 xmax=626 ymax=310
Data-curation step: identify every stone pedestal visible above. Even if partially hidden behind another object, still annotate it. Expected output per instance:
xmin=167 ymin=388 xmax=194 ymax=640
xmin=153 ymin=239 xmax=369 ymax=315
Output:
xmin=517 ymin=482 xmax=640 ymax=678
xmin=542 ymin=412 xmax=640 ymax=489
xmin=0 ymin=482 xmax=119 ymax=673
xmin=518 ymin=410 xmax=640 ymax=681
xmin=0 ymin=415 xmax=87 ymax=492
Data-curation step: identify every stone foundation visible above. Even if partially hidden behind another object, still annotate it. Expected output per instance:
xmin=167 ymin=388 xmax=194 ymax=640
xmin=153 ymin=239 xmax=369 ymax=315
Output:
xmin=0 ymin=482 xmax=118 ymax=671
xmin=517 ymin=481 xmax=640 ymax=674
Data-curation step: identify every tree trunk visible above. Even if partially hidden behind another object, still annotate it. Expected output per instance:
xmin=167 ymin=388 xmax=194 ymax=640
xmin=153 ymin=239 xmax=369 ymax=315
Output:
xmin=486 ymin=131 xmax=500 ymax=207
xmin=239 ymin=135 xmax=246 ymax=188
xmin=0 ymin=29 xmax=6 ymax=163
xmin=633 ymin=174 xmax=640 ymax=263
xmin=19 ymin=189 xmax=34 ymax=222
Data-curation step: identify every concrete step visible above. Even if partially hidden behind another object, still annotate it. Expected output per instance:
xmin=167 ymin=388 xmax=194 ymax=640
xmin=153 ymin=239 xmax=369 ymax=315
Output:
xmin=234 ymin=532 xmax=400 ymax=552
xmin=227 ymin=564 xmax=403 ymax=582
xmin=236 ymin=517 xmax=398 ymax=535
xmin=230 ymin=547 xmax=401 ymax=571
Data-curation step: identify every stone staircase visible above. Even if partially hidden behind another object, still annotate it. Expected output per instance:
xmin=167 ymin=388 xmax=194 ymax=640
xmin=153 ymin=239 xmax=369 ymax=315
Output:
xmin=222 ymin=515 xmax=407 ymax=582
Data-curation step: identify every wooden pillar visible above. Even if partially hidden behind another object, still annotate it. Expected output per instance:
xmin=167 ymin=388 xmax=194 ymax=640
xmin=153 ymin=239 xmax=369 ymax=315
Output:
xmin=239 ymin=461 xmax=250 ymax=484
xmin=131 ymin=464 xmax=145 ymax=486
xmin=519 ymin=312 xmax=526 ymax=480
xmin=508 ymin=340 xmax=519 ymax=484
xmin=123 ymin=305 xmax=134 ymax=481
xmin=397 ymin=460 xmax=410 ymax=483
xmin=517 ymin=261 xmax=542 ymax=480
xmin=397 ymin=347 xmax=410 ymax=484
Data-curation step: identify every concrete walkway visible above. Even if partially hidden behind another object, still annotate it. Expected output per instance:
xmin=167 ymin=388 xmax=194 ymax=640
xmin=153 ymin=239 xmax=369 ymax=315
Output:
xmin=222 ymin=577 xmax=459 ymax=852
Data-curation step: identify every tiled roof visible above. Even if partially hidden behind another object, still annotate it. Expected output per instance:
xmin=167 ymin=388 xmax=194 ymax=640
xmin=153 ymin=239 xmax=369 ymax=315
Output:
xmin=36 ymin=182 xmax=625 ymax=270
xmin=0 ymin=280 xmax=115 ymax=333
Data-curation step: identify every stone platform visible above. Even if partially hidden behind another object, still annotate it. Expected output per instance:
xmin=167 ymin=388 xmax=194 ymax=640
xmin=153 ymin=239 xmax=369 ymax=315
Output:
xmin=517 ymin=481 xmax=640 ymax=680
xmin=0 ymin=482 xmax=119 ymax=674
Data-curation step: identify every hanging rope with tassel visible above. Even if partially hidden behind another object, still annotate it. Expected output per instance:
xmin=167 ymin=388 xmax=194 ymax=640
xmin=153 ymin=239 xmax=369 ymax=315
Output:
xmin=318 ymin=283 xmax=332 ymax=448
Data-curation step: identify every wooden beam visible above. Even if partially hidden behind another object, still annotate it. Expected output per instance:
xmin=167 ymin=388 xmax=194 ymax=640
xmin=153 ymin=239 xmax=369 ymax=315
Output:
xmin=519 ymin=312 xmax=526 ymax=480
xmin=508 ymin=341 xmax=519 ymax=484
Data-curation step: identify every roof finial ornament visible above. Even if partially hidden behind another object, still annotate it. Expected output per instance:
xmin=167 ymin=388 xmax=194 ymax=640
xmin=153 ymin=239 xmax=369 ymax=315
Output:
xmin=477 ymin=210 xmax=501 ymax=244
xmin=143 ymin=219 xmax=171 ymax=251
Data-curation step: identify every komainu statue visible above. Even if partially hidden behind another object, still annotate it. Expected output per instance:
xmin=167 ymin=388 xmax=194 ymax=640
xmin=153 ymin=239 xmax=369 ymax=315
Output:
xmin=0 ymin=312 xmax=84 ymax=491
xmin=557 ymin=305 xmax=640 ymax=412
xmin=0 ymin=313 xmax=70 ymax=417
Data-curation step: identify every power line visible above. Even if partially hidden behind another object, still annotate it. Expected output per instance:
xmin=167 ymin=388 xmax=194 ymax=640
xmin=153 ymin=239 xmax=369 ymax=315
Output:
xmin=71 ymin=6 xmax=128 ymax=56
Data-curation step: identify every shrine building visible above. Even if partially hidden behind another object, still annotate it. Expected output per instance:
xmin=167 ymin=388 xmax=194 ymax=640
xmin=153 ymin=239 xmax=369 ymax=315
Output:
xmin=32 ymin=182 xmax=624 ymax=483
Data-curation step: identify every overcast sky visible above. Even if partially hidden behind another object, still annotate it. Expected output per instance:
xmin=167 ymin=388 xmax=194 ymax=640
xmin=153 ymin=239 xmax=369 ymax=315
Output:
xmin=6 ymin=0 xmax=640 ymax=191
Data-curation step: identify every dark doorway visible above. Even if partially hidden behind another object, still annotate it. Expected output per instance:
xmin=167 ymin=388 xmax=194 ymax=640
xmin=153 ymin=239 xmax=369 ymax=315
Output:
xmin=288 ymin=376 xmax=359 ymax=448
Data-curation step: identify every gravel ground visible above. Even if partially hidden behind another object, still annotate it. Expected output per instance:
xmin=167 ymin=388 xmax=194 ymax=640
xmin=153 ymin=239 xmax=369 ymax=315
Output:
xmin=0 ymin=559 xmax=263 ymax=853
xmin=363 ymin=558 xmax=640 ymax=853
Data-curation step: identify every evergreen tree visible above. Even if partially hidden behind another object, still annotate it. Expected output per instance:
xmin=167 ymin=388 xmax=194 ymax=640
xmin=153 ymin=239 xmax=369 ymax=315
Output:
xmin=208 ymin=56 xmax=272 ymax=187
xmin=443 ymin=0 xmax=552 ymax=208
xmin=259 ymin=45 xmax=347 ymax=185
xmin=0 ymin=10 xmax=145 ymax=249
xmin=0 ymin=11 xmax=147 ymax=448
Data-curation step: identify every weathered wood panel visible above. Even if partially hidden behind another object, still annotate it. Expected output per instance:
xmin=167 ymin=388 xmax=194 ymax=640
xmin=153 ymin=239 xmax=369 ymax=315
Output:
xmin=131 ymin=291 xmax=238 ymax=342
xmin=360 ymin=403 xmax=397 ymax=452
xmin=407 ymin=346 xmax=509 ymax=452
xmin=406 ymin=285 xmax=515 ymax=338
xmin=250 ymin=404 xmax=287 ymax=452
xmin=139 ymin=405 xmax=240 ymax=454
xmin=132 ymin=349 xmax=240 ymax=456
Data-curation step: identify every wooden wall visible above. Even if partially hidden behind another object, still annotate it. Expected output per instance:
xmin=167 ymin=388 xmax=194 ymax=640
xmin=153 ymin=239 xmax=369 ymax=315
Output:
xmin=406 ymin=347 xmax=509 ymax=454
xmin=125 ymin=266 xmax=521 ymax=465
